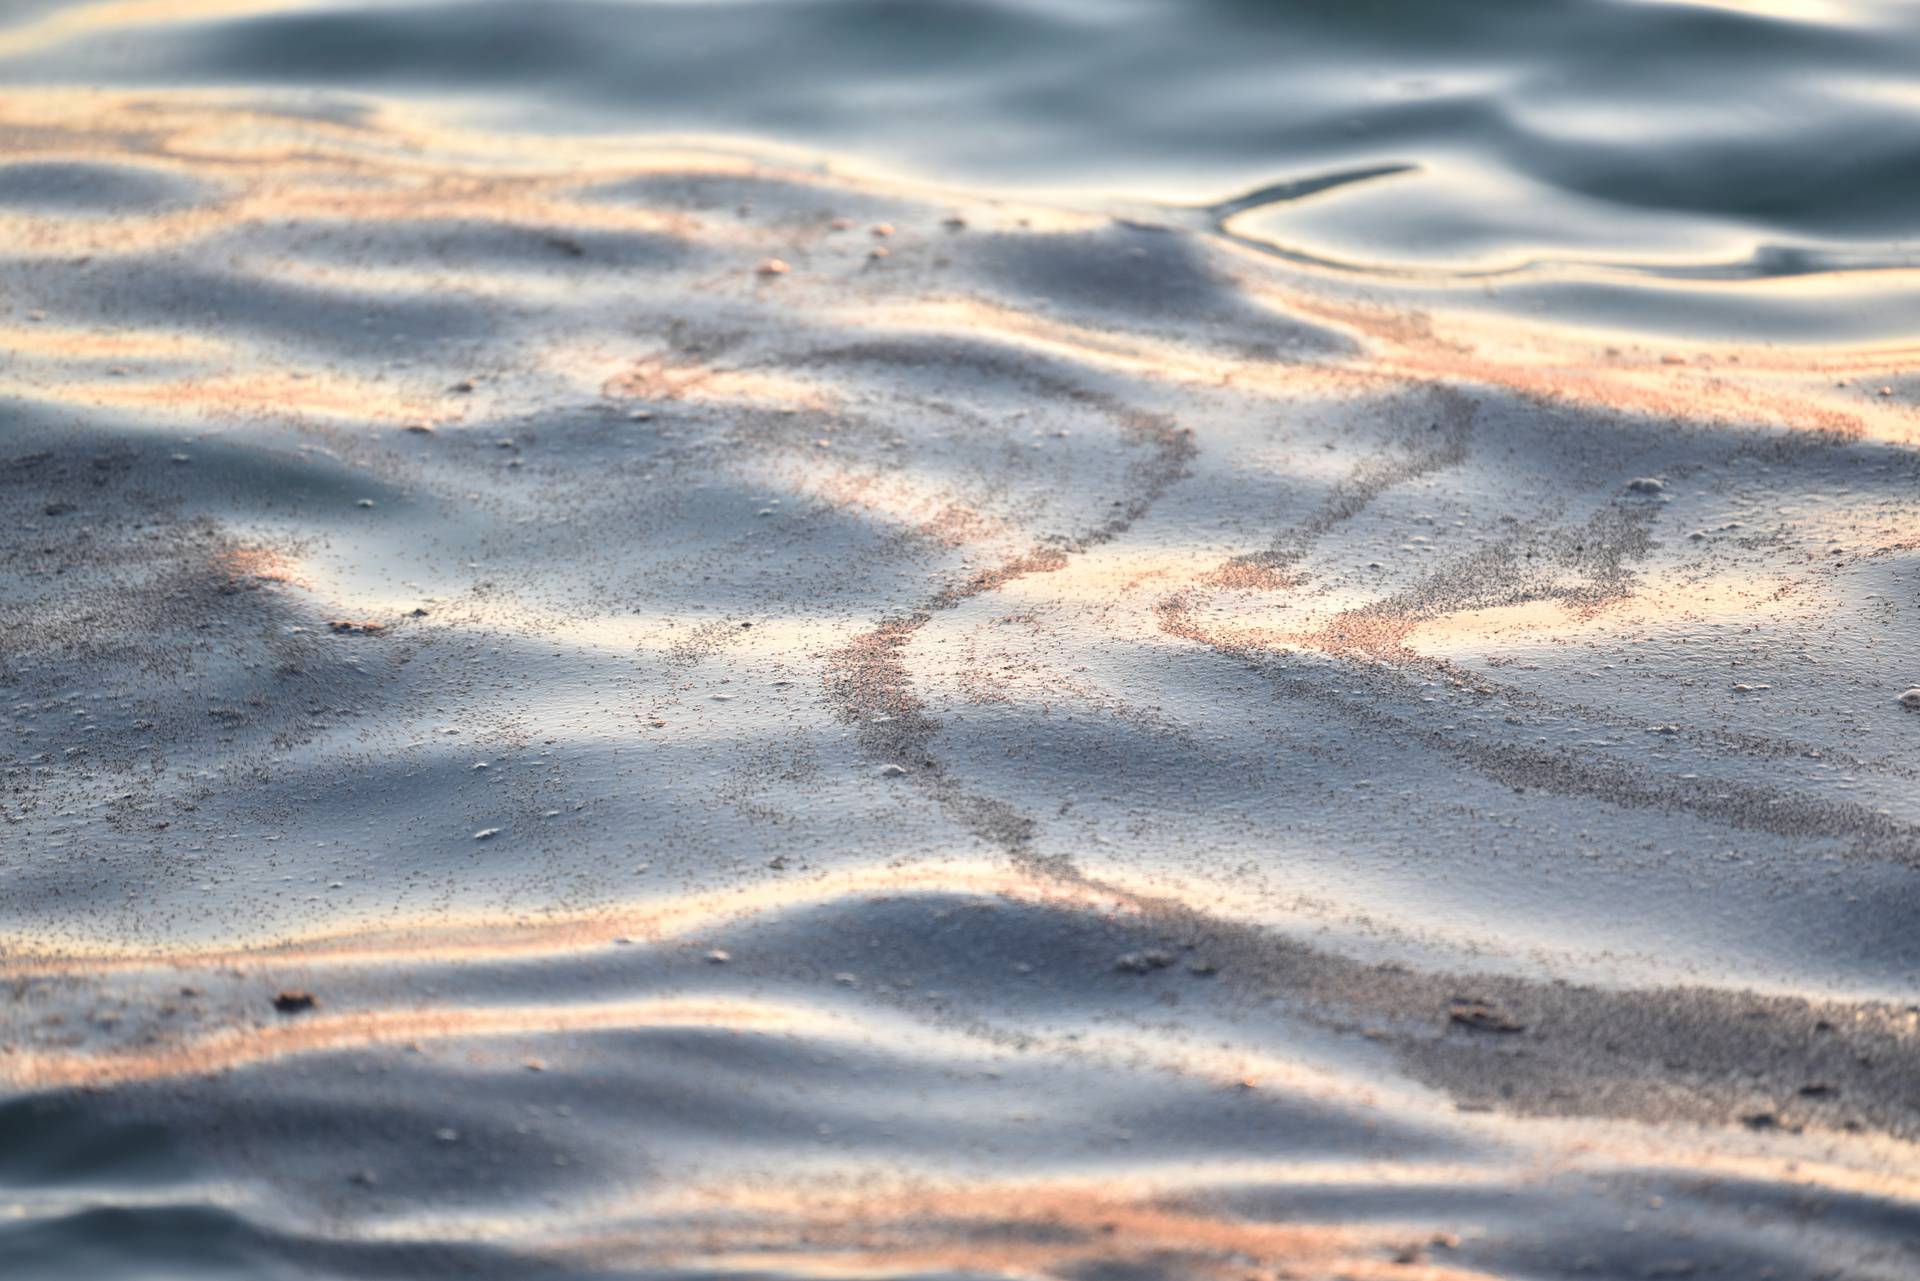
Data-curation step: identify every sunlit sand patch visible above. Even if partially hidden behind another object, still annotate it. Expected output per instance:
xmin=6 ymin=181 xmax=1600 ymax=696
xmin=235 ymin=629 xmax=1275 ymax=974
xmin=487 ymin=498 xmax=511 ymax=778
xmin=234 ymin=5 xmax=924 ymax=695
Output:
xmin=850 ymin=297 xmax=1247 ymax=389
xmin=1164 ymin=561 xmax=1832 ymax=675
xmin=0 ymin=184 xmax=698 ymax=262
xmin=1 ymin=996 xmax=809 ymax=1091
xmin=0 ymin=860 xmax=1145 ymax=973
xmin=0 ymin=367 xmax=452 ymax=427
xmin=1271 ymin=285 xmax=1920 ymax=446
xmin=1402 ymin=571 xmax=1808 ymax=657
xmin=434 ymin=1138 xmax=1920 ymax=1278
xmin=0 ymin=322 xmax=224 ymax=363
xmin=341 ymin=1106 xmax=1920 ymax=1257
xmin=4 ymin=975 xmax=1422 ymax=1109
xmin=602 ymin=356 xmax=837 ymax=415
xmin=210 ymin=544 xmax=311 ymax=593
xmin=561 ymin=1180 xmax=1501 ymax=1281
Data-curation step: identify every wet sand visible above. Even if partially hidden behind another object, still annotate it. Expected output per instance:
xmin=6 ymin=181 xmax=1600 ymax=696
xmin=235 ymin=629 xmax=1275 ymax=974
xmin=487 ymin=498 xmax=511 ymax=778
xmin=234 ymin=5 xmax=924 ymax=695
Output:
xmin=2 ymin=93 xmax=1919 ymax=1279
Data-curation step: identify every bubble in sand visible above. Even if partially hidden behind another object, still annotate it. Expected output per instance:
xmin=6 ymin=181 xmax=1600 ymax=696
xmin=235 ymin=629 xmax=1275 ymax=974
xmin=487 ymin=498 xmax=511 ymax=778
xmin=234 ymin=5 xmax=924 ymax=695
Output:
xmin=355 ymin=498 xmax=376 ymax=508
xmin=756 ymin=258 xmax=791 ymax=276
xmin=1899 ymin=688 xmax=1920 ymax=710
xmin=706 ymin=949 xmax=731 ymax=964
xmin=1626 ymin=477 xmax=1666 ymax=495
xmin=878 ymin=763 xmax=908 ymax=777
xmin=434 ymin=1128 xmax=460 ymax=1143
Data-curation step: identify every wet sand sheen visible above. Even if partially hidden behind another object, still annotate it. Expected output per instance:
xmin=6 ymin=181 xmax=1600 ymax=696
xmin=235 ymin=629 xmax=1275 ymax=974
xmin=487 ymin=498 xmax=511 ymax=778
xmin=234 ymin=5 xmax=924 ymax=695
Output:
xmin=2 ymin=89 xmax=1919 ymax=1280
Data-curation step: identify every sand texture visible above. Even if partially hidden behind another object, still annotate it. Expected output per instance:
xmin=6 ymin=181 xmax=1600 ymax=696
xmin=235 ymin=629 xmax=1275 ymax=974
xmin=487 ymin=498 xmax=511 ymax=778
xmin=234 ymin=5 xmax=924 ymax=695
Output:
xmin=2 ymin=95 xmax=1918 ymax=1280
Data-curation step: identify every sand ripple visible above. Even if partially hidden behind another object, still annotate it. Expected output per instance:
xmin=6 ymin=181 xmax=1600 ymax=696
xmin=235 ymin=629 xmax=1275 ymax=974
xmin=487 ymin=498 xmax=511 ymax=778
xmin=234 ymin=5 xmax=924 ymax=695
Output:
xmin=2 ymin=93 xmax=1918 ymax=1279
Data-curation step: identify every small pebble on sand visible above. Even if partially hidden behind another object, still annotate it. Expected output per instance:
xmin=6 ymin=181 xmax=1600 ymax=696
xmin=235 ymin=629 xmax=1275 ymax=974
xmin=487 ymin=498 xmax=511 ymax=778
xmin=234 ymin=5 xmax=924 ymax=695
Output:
xmin=1448 ymin=997 xmax=1524 ymax=1033
xmin=1626 ymin=477 xmax=1665 ymax=494
xmin=472 ymin=827 xmax=500 ymax=840
xmin=879 ymin=763 xmax=908 ymax=777
xmin=1898 ymin=688 xmax=1920 ymax=710
xmin=756 ymin=258 xmax=791 ymax=276
xmin=1116 ymin=949 xmax=1175 ymax=974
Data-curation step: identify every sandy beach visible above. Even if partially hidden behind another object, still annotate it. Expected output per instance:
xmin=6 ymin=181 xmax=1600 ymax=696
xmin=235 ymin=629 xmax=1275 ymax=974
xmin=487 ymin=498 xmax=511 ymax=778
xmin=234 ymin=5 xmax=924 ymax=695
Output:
xmin=3 ymin=35 xmax=1919 ymax=1280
